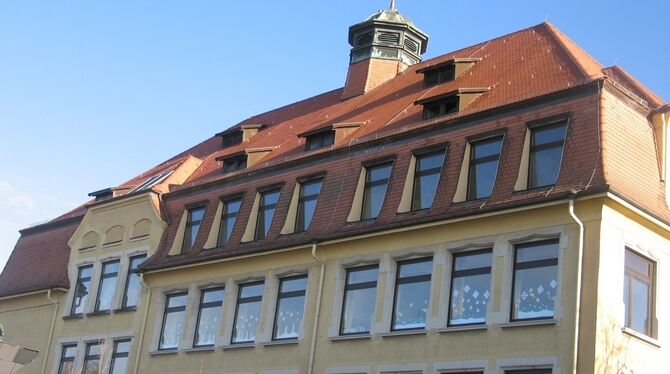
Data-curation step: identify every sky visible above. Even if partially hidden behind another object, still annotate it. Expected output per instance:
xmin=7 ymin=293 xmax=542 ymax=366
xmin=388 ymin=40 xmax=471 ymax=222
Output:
xmin=0 ymin=0 xmax=668 ymax=273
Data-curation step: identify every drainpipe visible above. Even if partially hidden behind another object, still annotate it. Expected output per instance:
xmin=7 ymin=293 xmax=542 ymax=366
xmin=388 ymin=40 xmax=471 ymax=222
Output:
xmin=41 ymin=289 xmax=59 ymax=374
xmin=568 ymin=195 xmax=585 ymax=374
xmin=132 ymin=274 xmax=152 ymax=374
xmin=308 ymin=242 xmax=325 ymax=374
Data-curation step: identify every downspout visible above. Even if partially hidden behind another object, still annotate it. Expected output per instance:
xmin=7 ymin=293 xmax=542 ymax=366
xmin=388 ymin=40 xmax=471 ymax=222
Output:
xmin=132 ymin=274 xmax=152 ymax=374
xmin=41 ymin=289 xmax=59 ymax=374
xmin=568 ymin=195 xmax=585 ymax=374
xmin=308 ymin=242 xmax=325 ymax=374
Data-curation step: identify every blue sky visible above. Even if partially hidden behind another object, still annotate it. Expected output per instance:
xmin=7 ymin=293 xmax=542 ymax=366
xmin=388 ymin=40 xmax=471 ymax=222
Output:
xmin=0 ymin=0 xmax=668 ymax=272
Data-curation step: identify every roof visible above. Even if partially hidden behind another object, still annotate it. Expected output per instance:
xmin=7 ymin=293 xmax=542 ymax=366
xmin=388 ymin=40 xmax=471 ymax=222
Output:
xmin=1 ymin=21 xmax=667 ymax=287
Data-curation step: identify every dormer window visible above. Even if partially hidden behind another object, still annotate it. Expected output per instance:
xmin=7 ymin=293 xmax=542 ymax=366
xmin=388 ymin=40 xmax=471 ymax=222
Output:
xmin=220 ymin=153 xmax=248 ymax=173
xmin=306 ymin=130 xmax=335 ymax=151
xmin=221 ymin=131 xmax=243 ymax=148
xmin=423 ymin=64 xmax=455 ymax=87
xmin=422 ymin=96 xmax=459 ymax=120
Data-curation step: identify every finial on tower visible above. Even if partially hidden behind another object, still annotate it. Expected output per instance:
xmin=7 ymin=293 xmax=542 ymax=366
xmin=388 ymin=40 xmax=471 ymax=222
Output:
xmin=389 ymin=0 xmax=396 ymax=11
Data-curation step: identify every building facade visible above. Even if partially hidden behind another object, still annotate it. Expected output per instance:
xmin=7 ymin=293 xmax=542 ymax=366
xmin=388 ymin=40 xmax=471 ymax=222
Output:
xmin=1 ymin=3 xmax=668 ymax=374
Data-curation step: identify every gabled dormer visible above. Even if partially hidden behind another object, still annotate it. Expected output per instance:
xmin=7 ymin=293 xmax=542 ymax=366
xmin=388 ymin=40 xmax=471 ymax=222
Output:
xmin=416 ymin=88 xmax=488 ymax=120
xmin=417 ymin=57 xmax=480 ymax=87
xmin=216 ymin=124 xmax=265 ymax=149
xmin=299 ymin=122 xmax=363 ymax=151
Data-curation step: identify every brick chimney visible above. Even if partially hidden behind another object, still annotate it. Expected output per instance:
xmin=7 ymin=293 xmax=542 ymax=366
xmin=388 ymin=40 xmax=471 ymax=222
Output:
xmin=342 ymin=1 xmax=428 ymax=100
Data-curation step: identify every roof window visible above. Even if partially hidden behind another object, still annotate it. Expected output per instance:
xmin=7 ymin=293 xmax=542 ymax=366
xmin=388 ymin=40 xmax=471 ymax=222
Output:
xmin=306 ymin=130 xmax=335 ymax=151
xmin=219 ymin=153 xmax=248 ymax=173
xmin=422 ymin=96 xmax=459 ymax=120
xmin=417 ymin=58 xmax=480 ymax=88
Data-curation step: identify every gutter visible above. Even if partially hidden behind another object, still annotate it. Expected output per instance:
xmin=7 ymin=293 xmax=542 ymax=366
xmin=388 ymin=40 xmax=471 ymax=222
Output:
xmin=41 ymin=289 xmax=59 ymax=374
xmin=132 ymin=274 xmax=152 ymax=374
xmin=307 ymin=243 xmax=325 ymax=374
xmin=568 ymin=195 xmax=585 ymax=374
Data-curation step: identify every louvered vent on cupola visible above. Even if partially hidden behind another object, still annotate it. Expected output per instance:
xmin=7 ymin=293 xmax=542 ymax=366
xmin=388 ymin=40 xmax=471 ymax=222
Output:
xmin=404 ymin=37 xmax=419 ymax=53
xmin=378 ymin=31 xmax=400 ymax=44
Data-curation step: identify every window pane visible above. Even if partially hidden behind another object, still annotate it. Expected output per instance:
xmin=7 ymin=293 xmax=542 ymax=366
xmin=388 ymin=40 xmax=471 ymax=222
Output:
xmin=393 ymin=259 xmax=432 ymax=330
xmin=110 ymin=340 xmax=130 ymax=374
xmin=72 ymin=266 xmax=93 ymax=315
xmin=530 ymin=147 xmax=563 ymax=187
xmin=58 ymin=345 xmax=77 ymax=374
xmin=297 ymin=179 xmax=323 ymax=231
xmin=195 ymin=288 xmax=224 ymax=347
xmin=516 ymin=241 xmax=558 ymax=263
xmin=534 ymin=123 xmax=567 ymax=145
xmin=625 ymin=251 xmax=652 ymax=276
xmin=473 ymin=138 xmax=503 ymax=159
xmin=469 ymin=160 xmax=498 ymax=199
xmin=96 ymin=261 xmax=119 ymax=311
xmin=454 ymin=252 xmax=491 ymax=271
xmin=195 ymin=307 xmax=222 ymax=346
xmin=123 ymin=255 xmax=146 ymax=308
xmin=393 ymin=279 xmax=430 ymax=330
xmin=240 ymin=283 xmax=264 ymax=298
xmin=257 ymin=190 xmax=280 ymax=239
xmin=273 ymin=276 xmax=307 ymax=340
xmin=218 ymin=198 xmax=242 ymax=246
xmin=362 ymin=163 xmax=392 ymax=219
xmin=233 ymin=301 xmax=261 ymax=343
xmin=449 ymin=251 xmax=492 ymax=326
xmin=159 ymin=294 xmax=187 ymax=350
xmin=83 ymin=343 xmax=101 ymax=374
xmin=110 ymin=357 xmax=128 ymax=374
xmin=341 ymin=286 xmax=376 ymax=334
xmin=512 ymin=265 xmax=557 ymax=320
xmin=412 ymin=151 xmax=444 ymax=210
xmin=348 ymin=267 xmax=378 ymax=284
xmin=630 ymin=278 xmax=650 ymax=335
xmin=398 ymin=260 xmax=432 ymax=278
xmin=183 ymin=206 xmax=205 ymax=252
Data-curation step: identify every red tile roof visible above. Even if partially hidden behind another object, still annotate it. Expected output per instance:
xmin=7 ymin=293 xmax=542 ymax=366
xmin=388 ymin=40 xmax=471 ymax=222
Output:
xmin=1 ymin=22 xmax=666 ymax=290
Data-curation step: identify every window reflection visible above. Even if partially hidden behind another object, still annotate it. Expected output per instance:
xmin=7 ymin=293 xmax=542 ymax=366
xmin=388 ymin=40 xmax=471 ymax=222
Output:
xmin=512 ymin=240 xmax=559 ymax=321
xmin=449 ymin=250 xmax=492 ymax=326
xmin=624 ymin=249 xmax=654 ymax=336
xmin=273 ymin=275 xmax=307 ymax=340
xmin=95 ymin=260 xmax=120 ymax=312
xmin=71 ymin=265 xmax=93 ymax=315
xmin=122 ymin=254 xmax=146 ymax=309
xmin=362 ymin=162 xmax=393 ymax=219
xmin=412 ymin=150 xmax=445 ymax=210
xmin=468 ymin=137 xmax=503 ymax=200
xmin=529 ymin=121 xmax=567 ymax=188
xmin=159 ymin=293 xmax=188 ymax=350
xmin=194 ymin=287 xmax=225 ymax=347
xmin=233 ymin=282 xmax=264 ymax=343
xmin=340 ymin=266 xmax=378 ymax=335
xmin=392 ymin=258 xmax=432 ymax=330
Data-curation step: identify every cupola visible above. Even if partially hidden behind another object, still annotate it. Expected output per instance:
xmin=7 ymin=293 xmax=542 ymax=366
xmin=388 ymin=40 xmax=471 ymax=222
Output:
xmin=342 ymin=0 xmax=429 ymax=100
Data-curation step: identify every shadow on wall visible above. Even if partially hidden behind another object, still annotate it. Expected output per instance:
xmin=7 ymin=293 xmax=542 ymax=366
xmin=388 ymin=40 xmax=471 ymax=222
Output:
xmin=595 ymin=309 xmax=632 ymax=374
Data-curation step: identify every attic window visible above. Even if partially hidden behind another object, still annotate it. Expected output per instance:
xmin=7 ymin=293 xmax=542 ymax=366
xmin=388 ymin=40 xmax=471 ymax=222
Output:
xmin=422 ymin=96 xmax=459 ymax=120
xmin=306 ymin=130 xmax=335 ymax=151
xmin=423 ymin=64 xmax=455 ymax=87
xmin=220 ymin=153 xmax=247 ymax=173
xmin=221 ymin=131 xmax=243 ymax=148
xmin=128 ymin=170 xmax=174 ymax=193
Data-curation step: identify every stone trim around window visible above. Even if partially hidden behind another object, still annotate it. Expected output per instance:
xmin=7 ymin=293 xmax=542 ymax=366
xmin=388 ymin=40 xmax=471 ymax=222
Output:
xmin=494 ymin=356 xmax=558 ymax=374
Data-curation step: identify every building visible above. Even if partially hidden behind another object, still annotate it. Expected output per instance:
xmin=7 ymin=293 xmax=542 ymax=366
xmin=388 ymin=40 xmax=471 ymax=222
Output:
xmin=0 ymin=2 xmax=669 ymax=374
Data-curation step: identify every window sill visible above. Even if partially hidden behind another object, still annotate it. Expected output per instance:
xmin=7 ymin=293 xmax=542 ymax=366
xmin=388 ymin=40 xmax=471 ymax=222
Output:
xmin=622 ymin=327 xmax=661 ymax=348
xmin=149 ymin=349 xmax=178 ymax=356
xmin=329 ymin=334 xmax=372 ymax=342
xmin=221 ymin=343 xmax=256 ymax=350
xmin=183 ymin=346 xmax=216 ymax=353
xmin=86 ymin=310 xmax=111 ymax=317
xmin=261 ymin=339 xmax=300 ymax=347
xmin=379 ymin=329 xmax=428 ymax=338
xmin=102 ymin=241 xmax=123 ymax=249
xmin=62 ymin=314 xmax=84 ymax=320
xmin=129 ymin=235 xmax=149 ymax=242
xmin=113 ymin=306 xmax=137 ymax=314
xmin=437 ymin=324 xmax=488 ymax=333
xmin=499 ymin=319 xmax=557 ymax=329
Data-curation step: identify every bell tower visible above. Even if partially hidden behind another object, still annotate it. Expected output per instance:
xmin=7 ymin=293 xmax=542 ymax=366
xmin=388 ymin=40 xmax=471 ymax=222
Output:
xmin=341 ymin=0 xmax=429 ymax=100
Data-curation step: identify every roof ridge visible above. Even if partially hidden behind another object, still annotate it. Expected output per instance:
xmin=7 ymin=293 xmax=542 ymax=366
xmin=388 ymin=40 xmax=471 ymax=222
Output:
xmin=541 ymin=21 xmax=604 ymax=80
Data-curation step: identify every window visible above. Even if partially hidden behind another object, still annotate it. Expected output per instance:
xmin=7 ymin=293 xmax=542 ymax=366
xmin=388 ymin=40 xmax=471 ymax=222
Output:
xmin=182 ymin=206 xmax=206 ymax=253
xmin=424 ymin=64 xmax=455 ymax=87
xmin=511 ymin=240 xmax=559 ymax=321
xmin=232 ymin=282 xmax=264 ymax=343
xmin=273 ymin=275 xmax=307 ymax=340
xmin=95 ymin=259 xmax=120 ymax=312
xmin=82 ymin=341 xmax=101 ymax=374
xmin=422 ymin=96 xmax=459 ymax=120
xmin=217 ymin=197 xmax=242 ymax=246
xmin=340 ymin=266 xmax=378 ymax=335
xmin=295 ymin=179 xmax=323 ymax=232
xmin=255 ymin=189 xmax=281 ymax=240
xmin=448 ymin=250 xmax=492 ymax=326
xmin=411 ymin=150 xmax=445 ymax=210
xmin=221 ymin=131 xmax=243 ymax=148
xmin=392 ymin=258 xmax=433 ymax=330
xmin=505 ymin=370 xmax=552 ymax=374
xmin=194 ymin=287 xmax=225 ymax=347
xmin=222 ymin=154 xmax=247 ymax=173
xmin=362 ymin=162 xmax=393 ymax=220
xmin=122 ymin=254 xmax=146 ymax=309
xmin=624 ymin=249 xmax=655 ymax=336
xmin=71 ymin=265 xmax=93 ymax=315
xmin=467 ymin=136 xmax=503 ymax=200
xmin=110 ymin=339 xmax=131 ymax=374
xmin=159 ymin=292 xmax=188 ymax=350
xmin=57 ymin=344 xmax=77 ymax=374
xmin=306 ymin=131 xmax=335 ymax=151
xmin=529 ymin=121 xmax=568 ymax=188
